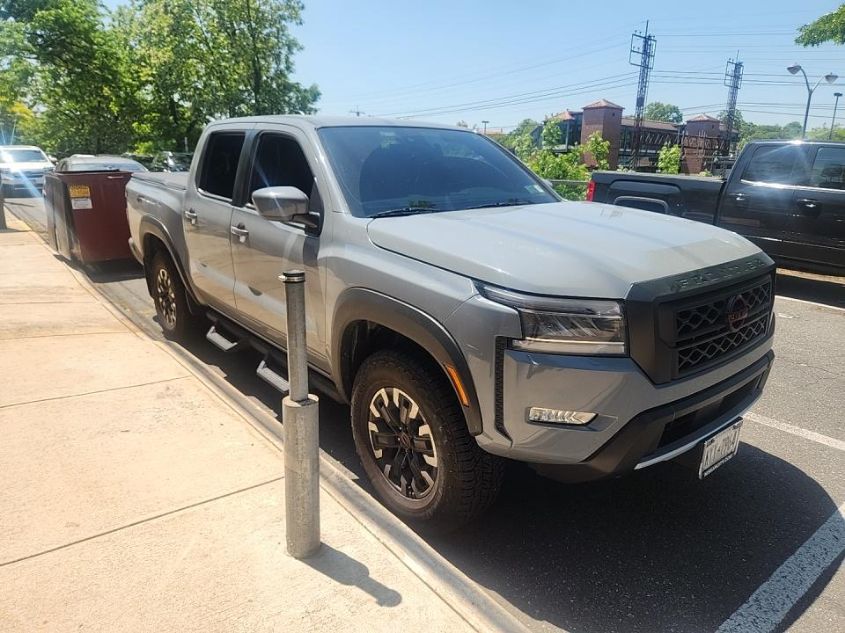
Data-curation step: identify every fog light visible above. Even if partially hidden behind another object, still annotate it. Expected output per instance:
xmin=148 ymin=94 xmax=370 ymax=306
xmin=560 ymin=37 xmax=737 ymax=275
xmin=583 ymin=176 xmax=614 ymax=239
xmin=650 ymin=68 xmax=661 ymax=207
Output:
xmin=528 ymin=408 xmax=596 ymax=425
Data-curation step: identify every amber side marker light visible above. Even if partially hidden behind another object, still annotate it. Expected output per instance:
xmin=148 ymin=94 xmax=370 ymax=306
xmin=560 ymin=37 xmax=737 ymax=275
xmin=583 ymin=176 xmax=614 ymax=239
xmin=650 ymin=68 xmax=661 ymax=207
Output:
xmin=444 ymin=364 xmax=470 ymax=407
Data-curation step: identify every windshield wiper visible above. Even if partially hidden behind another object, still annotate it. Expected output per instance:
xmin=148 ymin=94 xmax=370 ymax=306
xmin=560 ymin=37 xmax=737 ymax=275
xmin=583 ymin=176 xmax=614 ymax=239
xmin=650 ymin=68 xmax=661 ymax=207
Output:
xmin=463 ymin=200 xmax=531 ymax=210
xmin=369 ymin=206 xmax=439 ymax=218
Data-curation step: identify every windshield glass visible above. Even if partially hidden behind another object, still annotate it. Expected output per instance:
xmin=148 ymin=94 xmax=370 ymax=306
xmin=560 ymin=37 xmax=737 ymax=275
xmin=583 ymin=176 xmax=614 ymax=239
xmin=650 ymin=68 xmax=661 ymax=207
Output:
xmin=2 ymin=149 xmax=48 ymax=163
xmin=317 ymin=126 xmax=557 ymax=217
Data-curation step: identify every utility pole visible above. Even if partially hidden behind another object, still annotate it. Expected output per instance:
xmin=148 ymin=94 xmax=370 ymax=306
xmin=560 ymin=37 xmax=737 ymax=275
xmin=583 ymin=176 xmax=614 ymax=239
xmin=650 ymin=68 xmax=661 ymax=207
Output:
xmin=482 ymin=120 xmax=489 ymax=134
xmin=349 ymin=106 xmax=364 ymax=117
xmin=629 ymin=21 xmax=656 ymax=170
xmin=723 ymin=58 xmax=744 ymax=156
xmin=830 ymin=92 xmax=842 ymax=139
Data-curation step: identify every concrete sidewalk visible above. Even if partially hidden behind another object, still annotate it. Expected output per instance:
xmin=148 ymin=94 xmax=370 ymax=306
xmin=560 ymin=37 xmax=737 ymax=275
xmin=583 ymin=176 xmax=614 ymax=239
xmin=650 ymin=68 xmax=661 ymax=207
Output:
xmin=0 ymin=213 xmax=523 ymax=632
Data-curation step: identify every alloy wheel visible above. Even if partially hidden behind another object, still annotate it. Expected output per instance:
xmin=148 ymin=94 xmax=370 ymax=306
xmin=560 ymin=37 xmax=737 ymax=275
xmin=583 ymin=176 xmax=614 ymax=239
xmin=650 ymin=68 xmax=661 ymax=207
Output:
xmin=367 ymin=387 xmax=438 ymax=499
xmin=155 ymin=267 xmax=178 ymax=329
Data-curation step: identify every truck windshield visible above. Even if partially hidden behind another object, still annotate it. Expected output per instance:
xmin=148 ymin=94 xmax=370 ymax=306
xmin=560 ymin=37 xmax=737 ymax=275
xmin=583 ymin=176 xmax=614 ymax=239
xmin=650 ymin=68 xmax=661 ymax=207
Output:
xmin=317 ymin=126 xmax=557 ymax=217
xmin=1 ymin=149 xmax=48 ymax=163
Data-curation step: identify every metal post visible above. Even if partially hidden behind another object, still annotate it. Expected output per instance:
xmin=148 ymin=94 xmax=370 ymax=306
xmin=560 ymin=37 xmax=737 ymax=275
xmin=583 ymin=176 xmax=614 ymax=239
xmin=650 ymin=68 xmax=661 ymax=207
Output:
xmin=830 ymin=93 xmax=842 ymax=140
xmin=281 ymin=270 xmax=320 ymax=559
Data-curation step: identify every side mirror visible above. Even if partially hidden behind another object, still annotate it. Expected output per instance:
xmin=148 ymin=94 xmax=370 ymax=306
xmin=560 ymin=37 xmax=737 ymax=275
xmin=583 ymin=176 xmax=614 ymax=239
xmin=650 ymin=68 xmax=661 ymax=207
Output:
xmin=252 ymin=186 xmax=309 ymax=222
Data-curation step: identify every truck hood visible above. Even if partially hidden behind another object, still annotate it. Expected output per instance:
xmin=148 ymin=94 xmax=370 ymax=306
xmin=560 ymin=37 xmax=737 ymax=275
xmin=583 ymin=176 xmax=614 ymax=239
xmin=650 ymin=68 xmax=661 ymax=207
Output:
xmin=366 ymin=201 xmax=761 ymax=298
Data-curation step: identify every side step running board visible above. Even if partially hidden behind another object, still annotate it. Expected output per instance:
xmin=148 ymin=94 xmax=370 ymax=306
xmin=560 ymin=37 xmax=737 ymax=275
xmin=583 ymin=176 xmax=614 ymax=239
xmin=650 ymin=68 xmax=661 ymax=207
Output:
xmin=205 ymin=324 xmax=242 ymax=352
xmin=256 ymin=358 xmax=290 ymax=393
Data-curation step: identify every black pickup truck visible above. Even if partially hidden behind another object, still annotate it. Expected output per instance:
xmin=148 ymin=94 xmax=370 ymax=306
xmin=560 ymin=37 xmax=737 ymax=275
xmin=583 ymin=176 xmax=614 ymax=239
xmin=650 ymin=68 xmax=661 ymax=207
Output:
xmin=588 ymin=140 xmax=845 ymax=275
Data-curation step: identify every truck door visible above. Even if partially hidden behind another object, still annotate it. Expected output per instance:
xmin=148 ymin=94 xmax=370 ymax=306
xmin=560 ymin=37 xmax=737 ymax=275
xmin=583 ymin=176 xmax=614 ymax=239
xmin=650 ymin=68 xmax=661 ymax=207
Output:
xmin=718 ymin=143 xmax=806 ymax=259
xmin=183 ymin=131 xmax=246 ymax=310
xmin=230 ymin=129 xmax=328 ymax=368
xmin=789 ymin=145 xmax=845 ymax=270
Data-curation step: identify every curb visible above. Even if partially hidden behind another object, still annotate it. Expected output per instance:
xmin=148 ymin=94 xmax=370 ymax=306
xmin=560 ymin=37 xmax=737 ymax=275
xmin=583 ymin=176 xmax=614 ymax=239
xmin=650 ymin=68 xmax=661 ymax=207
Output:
xmin=5 ymin=204 xmax=529 ymax=633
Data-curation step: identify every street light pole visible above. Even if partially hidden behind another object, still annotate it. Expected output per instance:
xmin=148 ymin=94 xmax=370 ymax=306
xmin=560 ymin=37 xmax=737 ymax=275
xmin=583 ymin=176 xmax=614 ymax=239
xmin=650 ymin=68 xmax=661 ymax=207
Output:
xmin=830 ymin=92 xmax=843 ymax=140
xmin=787 ymin=64 xmax=838 ymax=139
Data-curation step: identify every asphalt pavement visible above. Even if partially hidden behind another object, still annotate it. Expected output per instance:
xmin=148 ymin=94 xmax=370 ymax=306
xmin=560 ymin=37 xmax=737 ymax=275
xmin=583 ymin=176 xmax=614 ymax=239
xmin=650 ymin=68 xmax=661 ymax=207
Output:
xmin=5 ymin=196 xmax=843 ymax=633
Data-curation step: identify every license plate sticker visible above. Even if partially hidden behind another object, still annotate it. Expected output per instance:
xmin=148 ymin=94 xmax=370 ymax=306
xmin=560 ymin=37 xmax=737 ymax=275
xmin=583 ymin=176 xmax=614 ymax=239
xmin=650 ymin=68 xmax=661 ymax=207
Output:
xmin=699 ymin=419 xmax=743 ymax=479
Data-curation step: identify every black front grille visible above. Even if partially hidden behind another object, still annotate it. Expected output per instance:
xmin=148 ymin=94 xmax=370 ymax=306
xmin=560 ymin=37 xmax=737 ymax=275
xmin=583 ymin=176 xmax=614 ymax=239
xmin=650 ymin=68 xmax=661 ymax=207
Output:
xmin=669 ymin=276 xmax=773 ymax=377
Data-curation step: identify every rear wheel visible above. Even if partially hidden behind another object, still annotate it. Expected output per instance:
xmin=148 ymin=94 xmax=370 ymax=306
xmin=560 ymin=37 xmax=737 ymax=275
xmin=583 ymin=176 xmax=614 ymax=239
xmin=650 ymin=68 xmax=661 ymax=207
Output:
xmin=351 ymin=350 xmax=504 ymax=532
xmin=149 ymin=251 xmax=197 ymax=340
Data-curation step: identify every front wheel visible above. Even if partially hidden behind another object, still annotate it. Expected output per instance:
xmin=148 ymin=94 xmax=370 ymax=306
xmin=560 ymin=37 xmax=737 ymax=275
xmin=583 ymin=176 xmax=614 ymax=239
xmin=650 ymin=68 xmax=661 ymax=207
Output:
xmin=149 ymin=251 xmax=197 ymax=340
xmin=351 ymin=350 xmax=504 ymax=532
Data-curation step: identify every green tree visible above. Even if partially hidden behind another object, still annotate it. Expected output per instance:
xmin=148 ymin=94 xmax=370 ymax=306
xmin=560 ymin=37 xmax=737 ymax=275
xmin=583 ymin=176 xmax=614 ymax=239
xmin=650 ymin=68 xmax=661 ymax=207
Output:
xmin=657 ymin=144 xmax=681 ymax=174
xmin=126 ymin=0 xmax=319 ymax=150
xmin=796 ymin=5 xmax=845 ymax=46
xmin=581 ymin=131 xmax=610 ymax=169
xmin=526 ymin=149 xmax=588 ymax=200
xmin=644 ymin=102 xmax=683 ymax=124
xmin=0 ymin=0 xmax=142 ymax=154
xmin=499 ymin=118 xmax=539 ymax=158
xmin=541 ymin=119 xmax=562 ymax=148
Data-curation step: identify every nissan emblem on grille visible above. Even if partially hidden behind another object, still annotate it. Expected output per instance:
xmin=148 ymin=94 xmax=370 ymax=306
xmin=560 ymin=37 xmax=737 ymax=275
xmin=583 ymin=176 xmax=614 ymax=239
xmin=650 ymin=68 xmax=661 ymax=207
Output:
xmin=725 ymin=295 xmax=749 ymax=332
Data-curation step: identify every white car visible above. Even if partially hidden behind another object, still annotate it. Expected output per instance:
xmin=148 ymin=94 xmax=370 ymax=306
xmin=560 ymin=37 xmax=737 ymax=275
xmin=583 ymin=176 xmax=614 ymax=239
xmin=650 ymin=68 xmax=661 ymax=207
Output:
xmin=0 ymin=145 xmax=54 ymax=197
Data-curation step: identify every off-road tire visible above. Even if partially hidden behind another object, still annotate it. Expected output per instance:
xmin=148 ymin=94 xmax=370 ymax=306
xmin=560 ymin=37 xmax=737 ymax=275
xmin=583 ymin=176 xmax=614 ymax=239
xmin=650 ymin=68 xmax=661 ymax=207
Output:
xmin=149 ymin=250 xmax=197 ymax=340
xmin=351 ymin=350 xmax=504 ymax=533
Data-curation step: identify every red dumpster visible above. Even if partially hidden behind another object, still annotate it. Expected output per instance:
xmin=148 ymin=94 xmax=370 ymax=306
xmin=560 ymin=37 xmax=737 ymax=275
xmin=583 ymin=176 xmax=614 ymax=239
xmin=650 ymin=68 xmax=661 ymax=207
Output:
xmin=44 ymin=171 xmax=134 ymax=264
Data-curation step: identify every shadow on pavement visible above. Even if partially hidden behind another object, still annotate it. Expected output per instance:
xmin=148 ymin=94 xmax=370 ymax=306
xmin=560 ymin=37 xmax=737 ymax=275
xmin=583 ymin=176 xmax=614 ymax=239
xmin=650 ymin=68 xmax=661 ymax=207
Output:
xmin=776 ymin=269 xmax=845 ymax=309
xmin=135 ymin=324 xmax=840 ymax=633
xmin=425 ymin=448 xmax=839 ymax=633
xmin=304 ymin=544 xmax=403 ymax=608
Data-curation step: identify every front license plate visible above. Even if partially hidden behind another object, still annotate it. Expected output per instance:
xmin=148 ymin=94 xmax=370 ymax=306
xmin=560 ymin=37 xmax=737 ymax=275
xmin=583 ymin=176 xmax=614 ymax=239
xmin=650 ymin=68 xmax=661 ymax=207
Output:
xmin=699 ymin=419 xmax=743 ymax=479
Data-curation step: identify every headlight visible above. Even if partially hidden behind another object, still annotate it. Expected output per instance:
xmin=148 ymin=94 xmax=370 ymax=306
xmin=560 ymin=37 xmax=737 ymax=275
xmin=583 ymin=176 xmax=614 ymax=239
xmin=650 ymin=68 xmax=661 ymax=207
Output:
xmin=478 ymin=283 xmax=626 ymax=355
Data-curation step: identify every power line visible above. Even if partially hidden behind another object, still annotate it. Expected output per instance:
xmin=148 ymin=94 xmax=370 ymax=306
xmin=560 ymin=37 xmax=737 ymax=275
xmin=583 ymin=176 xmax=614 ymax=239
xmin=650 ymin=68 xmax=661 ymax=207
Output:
xmin=376 ymin=73 xmax=637 ymax=118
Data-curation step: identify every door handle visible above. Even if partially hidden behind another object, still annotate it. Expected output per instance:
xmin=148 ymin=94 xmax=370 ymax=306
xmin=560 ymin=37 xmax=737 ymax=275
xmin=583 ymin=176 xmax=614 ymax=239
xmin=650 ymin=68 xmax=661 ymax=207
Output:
xmin=796 ymin=198 xmax=821 ymax=214
xmin=230 ymin=224 xmax=249 ymax=242
xmin=731 ymin=192 xmax=749 ymax=204
xmin=184 ymin=209 xmax=198 ymax=225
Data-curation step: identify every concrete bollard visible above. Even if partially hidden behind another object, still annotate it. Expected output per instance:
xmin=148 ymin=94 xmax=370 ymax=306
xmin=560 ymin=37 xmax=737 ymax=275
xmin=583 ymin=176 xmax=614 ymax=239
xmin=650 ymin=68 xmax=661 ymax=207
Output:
xmin=281 ymin=270 xmax=320 ymax=559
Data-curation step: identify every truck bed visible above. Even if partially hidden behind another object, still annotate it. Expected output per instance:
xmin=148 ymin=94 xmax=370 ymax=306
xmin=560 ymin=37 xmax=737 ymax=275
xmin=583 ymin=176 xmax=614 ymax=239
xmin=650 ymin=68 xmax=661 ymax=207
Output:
xmin=130 ymin=171 xmax=189 ymax=191
xmin=590 ymin=171 xmax=725 ymax=225
xmin=125 ymin=172 xmax=188 ymax=265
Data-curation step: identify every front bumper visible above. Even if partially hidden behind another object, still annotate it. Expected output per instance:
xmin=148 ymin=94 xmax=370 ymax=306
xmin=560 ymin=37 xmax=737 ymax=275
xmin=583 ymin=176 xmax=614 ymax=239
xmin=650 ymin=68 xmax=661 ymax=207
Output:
xmin=531 ymin=350 xmax=772 ymax=481
xmin=473 ymin=331 xmax=773 ymax=478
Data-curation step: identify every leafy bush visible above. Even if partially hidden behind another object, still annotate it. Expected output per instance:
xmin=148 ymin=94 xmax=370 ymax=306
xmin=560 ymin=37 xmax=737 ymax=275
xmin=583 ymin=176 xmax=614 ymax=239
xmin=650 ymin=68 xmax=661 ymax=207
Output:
xmin=657 ymin=144 xmax=681 ymax=174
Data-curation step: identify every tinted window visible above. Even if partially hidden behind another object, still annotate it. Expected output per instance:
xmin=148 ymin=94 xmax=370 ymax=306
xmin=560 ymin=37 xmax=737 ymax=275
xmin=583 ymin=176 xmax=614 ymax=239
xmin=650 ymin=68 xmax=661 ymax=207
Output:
xmin=742 ymin=145 xmax=801 ymax=184
xmin=249 ymin=134 xmax=315 ymax=198
xmin=809 ymin=147 xmax=845 ymax=190
xmin=317 ymin=126 xmax=556 ymax=217
xmin=199 ymin=132 xmax=245 ymax=199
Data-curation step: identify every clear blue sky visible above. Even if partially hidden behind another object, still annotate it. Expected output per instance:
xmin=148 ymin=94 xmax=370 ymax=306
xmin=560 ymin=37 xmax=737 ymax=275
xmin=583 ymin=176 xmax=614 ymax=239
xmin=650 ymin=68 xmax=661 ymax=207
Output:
xmin=287 ymin=0 xmax=845 ymax=131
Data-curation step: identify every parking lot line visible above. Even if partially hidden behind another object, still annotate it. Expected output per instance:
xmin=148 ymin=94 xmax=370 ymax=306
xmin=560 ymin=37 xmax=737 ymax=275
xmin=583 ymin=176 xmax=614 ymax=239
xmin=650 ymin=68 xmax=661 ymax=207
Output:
xmin=716 ymin=502 xmax=845 ymax=633
xmin=776 ymin=295 xmax=845 ymax=312
xmin=746 ymin=411 xmax=845 ymax=452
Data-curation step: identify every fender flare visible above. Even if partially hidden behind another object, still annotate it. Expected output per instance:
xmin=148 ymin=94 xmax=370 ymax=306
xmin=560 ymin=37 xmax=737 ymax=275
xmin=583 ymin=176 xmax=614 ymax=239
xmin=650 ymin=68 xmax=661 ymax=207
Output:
xmin=138 ymin=216 xmax=200 ymax=306
xmin=332 ymin=288 xmax=483 ymax=436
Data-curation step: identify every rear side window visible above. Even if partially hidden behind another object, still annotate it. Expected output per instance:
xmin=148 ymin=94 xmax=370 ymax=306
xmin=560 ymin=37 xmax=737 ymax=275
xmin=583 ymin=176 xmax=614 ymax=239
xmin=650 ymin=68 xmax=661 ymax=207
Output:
xmin=199 ymin=132 xmax=245 ymax=199
xmin=809 ymin=147 xmax=845 ymax=190
xmin=742 ymin=145 xmax=801 ymax=184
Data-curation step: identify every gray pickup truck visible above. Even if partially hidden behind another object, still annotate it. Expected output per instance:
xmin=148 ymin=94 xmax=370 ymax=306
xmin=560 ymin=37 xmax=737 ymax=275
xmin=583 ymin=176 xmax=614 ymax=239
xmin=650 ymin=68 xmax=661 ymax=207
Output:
xmin=126 ymin=116 xmax=775 ymax=530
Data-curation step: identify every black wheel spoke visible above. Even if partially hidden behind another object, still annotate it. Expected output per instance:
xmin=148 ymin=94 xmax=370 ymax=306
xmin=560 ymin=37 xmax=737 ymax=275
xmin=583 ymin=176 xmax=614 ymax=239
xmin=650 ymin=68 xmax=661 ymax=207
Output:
xmin=371 ymin=432 xmax=400 ymax=450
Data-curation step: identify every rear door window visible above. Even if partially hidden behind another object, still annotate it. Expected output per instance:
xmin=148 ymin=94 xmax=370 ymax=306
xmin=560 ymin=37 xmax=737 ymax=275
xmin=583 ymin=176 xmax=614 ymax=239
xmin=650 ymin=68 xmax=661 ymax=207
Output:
xmin=742 ymin=145 xmax=802 ymax=184
xmin=198 ymin=132 xmax=245 ymax=200
xmin=808 ymin=147 xmax=845 ymax=190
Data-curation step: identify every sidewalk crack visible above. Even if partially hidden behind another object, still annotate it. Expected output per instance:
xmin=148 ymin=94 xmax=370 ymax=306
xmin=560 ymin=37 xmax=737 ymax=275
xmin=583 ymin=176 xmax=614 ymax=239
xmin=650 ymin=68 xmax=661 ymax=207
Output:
xmin=0 ymin=475 xmax=284 ymax=568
